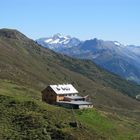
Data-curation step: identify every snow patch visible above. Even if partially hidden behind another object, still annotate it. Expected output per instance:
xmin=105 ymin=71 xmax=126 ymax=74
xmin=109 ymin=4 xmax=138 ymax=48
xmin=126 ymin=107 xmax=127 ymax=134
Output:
xmin=45 ymin=38 xmax=53 ymax=43
xmin=49 ymin=39 xmax=60 ymax=44
xmin=114 ymin=41 xmax=121 ymax=46
xmin=92 ymin=54 xmax=100 ymax=59
xmin=63 ymin=40 xmax=70 ymax=44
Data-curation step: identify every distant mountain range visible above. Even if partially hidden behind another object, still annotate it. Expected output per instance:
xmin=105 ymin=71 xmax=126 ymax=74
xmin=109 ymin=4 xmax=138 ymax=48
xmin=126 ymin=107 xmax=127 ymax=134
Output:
xmin=36 ymin=34 xmax=140 ymax=84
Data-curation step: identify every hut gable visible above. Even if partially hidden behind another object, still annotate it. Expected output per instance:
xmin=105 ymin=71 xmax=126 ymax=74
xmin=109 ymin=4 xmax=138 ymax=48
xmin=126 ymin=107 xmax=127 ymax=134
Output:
xmin=42 ymin=86 xmax=56 ymax=104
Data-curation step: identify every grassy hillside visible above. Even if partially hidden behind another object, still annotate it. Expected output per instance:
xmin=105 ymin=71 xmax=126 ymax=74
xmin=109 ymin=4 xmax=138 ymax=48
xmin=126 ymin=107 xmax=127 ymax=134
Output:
xmin=0 ymin=29 xmax=140 ymax=139
xmin=0 ymin=29 xmax=140 ymax=108
xmin=0 ymin=80 xmax=140 ymax=140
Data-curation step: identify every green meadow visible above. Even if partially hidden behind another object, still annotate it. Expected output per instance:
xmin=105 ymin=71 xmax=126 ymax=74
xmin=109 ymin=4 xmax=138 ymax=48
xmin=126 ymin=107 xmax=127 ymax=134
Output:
xmin=0 ymin=80 xmax=140 ymax=140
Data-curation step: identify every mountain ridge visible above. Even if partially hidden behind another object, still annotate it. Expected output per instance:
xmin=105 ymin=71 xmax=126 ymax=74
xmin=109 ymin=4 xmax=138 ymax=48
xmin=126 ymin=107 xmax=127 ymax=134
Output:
xmin=0 ymin=28 xmax=28 ymax=40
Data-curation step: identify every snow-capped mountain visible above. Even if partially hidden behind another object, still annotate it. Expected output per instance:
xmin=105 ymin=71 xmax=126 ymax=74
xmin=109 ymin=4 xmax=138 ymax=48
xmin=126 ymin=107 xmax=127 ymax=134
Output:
xmin=36 ymin=35 xmax=140 ymax=84
xmin=36 ymin=33 xmax=81 ymax=51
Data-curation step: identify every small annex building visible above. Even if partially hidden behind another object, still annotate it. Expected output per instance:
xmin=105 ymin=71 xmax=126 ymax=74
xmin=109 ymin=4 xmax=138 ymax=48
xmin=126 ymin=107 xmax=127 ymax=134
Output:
xmin=41 ymin=84 xmax=93 ymax=109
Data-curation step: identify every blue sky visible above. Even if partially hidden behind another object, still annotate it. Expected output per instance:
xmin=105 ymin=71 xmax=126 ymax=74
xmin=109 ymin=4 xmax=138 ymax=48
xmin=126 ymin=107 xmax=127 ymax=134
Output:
xmin=0 ymin=0 xmax=140 ymax=45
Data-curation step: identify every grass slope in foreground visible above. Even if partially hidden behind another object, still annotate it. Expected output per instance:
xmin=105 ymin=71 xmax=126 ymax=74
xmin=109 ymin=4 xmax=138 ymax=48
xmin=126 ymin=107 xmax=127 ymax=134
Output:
xmin=0 ymin=80 xmax=140 ymax=140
